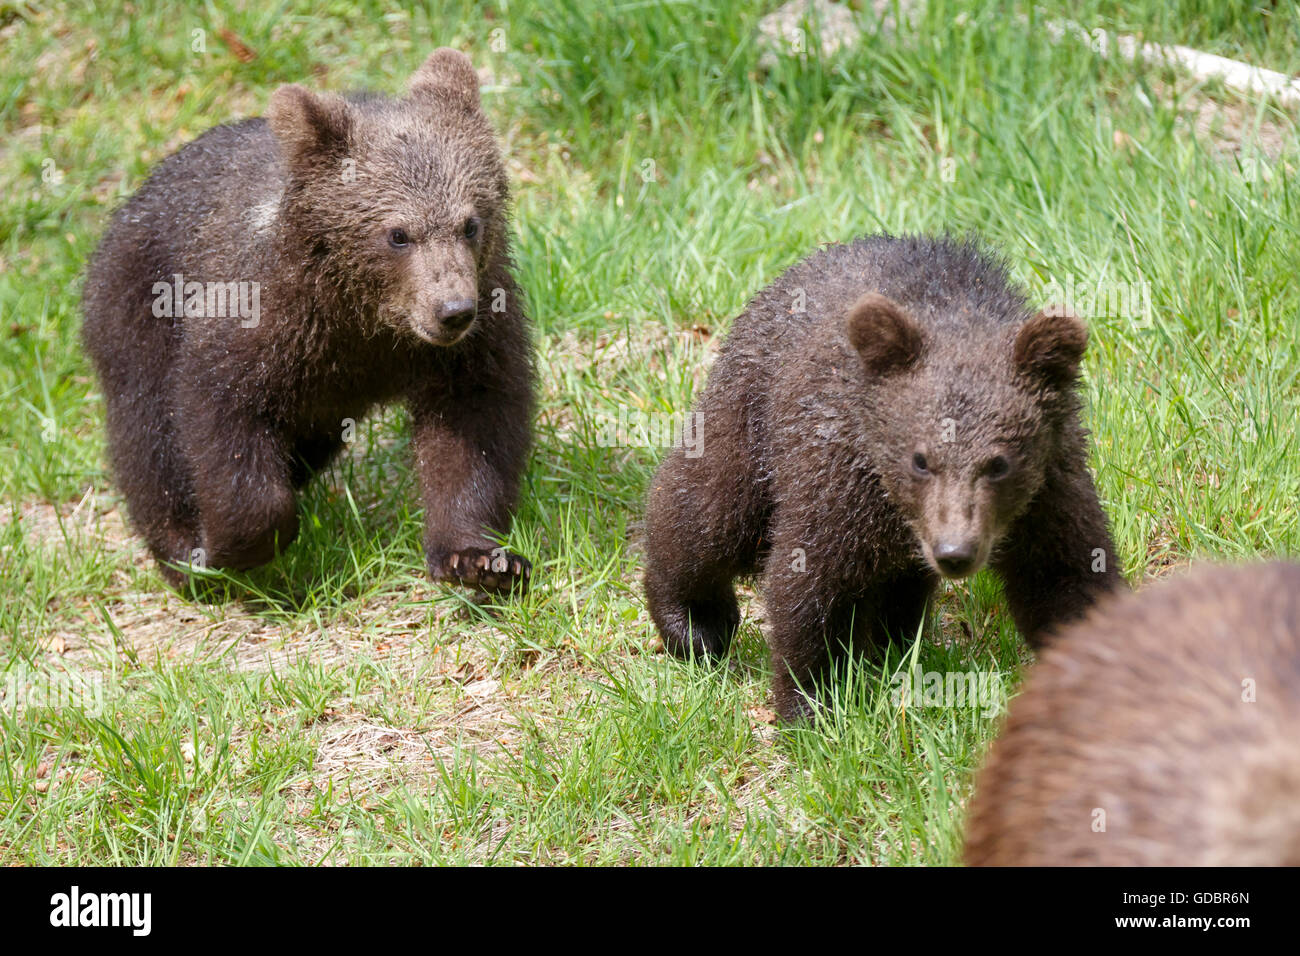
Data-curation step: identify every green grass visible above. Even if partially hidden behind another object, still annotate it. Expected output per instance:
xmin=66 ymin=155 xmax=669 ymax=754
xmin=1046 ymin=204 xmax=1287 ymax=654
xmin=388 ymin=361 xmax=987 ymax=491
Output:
xmin=1 ymin=0 xmax=1297 ymax=864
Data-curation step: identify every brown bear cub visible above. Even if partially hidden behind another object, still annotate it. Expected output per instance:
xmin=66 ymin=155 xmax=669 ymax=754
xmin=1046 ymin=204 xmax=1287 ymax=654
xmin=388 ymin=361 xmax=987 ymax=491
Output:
xmin=82 ymin=49 xmax=534 ymax=593
xmin=965 ymin=562 xmax=1300 ymax=866
xmin=643 ymin=235 xmax=1121 ymax=720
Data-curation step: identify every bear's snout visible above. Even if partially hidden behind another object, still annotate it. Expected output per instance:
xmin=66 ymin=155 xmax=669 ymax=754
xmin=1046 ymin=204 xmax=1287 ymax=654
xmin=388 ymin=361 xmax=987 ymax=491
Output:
xmin=933 ymin=538 xmax=979 ymax=578
xmin=437 ymin=298 xmax=477 ymax=330
xmin=402 ymin=241 xmax=480 ymax=345
xmin=406 ymin=291 xmax=478 ymax=346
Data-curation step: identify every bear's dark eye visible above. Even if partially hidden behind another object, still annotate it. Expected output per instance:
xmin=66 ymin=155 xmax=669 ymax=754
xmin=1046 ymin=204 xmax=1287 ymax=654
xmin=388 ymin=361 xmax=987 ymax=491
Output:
xmin=984 ymin=456 xmax=1011 ymax=481
xmin=388 ymin=228 xmax=410 ymax=249
xmin=463 ymin=218 xmax=480 ymax=241
xmin=911 ymin=452 xmax=930 ymax=477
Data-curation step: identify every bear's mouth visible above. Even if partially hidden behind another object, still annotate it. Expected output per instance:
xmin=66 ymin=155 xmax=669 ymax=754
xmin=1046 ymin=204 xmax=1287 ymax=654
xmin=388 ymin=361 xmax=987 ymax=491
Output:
xmin=411 ymin=317 xmax=476 ymax=347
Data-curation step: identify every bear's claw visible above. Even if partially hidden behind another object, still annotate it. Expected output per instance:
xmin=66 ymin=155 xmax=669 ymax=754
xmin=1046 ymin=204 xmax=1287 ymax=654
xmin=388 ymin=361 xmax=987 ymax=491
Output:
xmin=431 ymin=547 xmax=531 ymax=594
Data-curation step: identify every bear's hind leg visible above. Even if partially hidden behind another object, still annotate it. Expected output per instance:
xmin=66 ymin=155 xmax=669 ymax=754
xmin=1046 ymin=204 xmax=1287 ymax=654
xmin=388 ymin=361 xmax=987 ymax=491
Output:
xmin=94 ymin=356 xmax=203 ymax=581
xmin=645 ymin=566 xmax=741 ymax=660
xmin=177 ymin=397 xmax=299 ymax=572
xmin=643 ymin=440 xmax=768 ymax=661
xmin=195 ymin=459 xmax=298 ymax=572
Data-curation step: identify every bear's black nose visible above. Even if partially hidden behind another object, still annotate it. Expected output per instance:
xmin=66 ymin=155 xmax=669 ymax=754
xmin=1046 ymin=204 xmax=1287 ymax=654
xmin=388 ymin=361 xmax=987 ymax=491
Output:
xmin=438 ymin=299 xmax=477 ymax=329
xmin=934 ymin=540 xmax=977 ymax=578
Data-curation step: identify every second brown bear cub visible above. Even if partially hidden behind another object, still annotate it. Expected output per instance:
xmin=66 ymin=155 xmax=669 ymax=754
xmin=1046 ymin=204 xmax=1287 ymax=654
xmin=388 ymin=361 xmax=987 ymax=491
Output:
xmin=644 ymin=235 xmax=1121 ymax=720
xmin=965 ymin=561 xmax=1300 ymax=866
xmin=82 ymin=50 xmax=533 ymax=592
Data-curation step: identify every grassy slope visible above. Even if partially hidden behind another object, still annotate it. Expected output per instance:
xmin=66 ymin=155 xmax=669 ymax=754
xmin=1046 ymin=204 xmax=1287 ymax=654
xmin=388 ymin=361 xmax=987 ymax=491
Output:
xmin=0 ymin=0 xmax=1297 ymax=864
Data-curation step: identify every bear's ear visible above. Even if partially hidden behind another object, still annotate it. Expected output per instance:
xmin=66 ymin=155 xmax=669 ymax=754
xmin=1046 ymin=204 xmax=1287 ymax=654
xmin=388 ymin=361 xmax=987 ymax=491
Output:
xmin=1013 ymin=309 xmax=1088 ymax=388
xmin=846 ymin=293 xmax=924 ymax=375
xmin=409 ymin=47 xmax=481 ymax=110
xmin=266 ymin=85 xmax=351 ymax=168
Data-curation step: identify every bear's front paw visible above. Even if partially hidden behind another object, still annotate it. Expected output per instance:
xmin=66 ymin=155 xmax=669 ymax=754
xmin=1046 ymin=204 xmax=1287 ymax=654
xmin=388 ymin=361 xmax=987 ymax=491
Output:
xmin=429 ymin=547 xmax=531 ymax=595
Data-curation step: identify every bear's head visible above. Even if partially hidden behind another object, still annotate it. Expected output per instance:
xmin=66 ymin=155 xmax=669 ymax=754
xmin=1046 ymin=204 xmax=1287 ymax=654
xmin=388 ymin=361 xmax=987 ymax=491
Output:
xmin=267 ymin=48 xmax=507 ymax=346
xmin=847 ymin=293 xmax=1089 ymax=580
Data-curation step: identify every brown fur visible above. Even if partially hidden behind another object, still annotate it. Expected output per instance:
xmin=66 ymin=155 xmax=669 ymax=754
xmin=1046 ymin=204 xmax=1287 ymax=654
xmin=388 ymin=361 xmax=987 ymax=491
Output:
xmin=965 ymin=561 xmax=1300 ymax=866
xmin=81 ymin=49 xmax=535 ymax=592
xmin=643 ymin=235 xmax=1121 ymax=720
